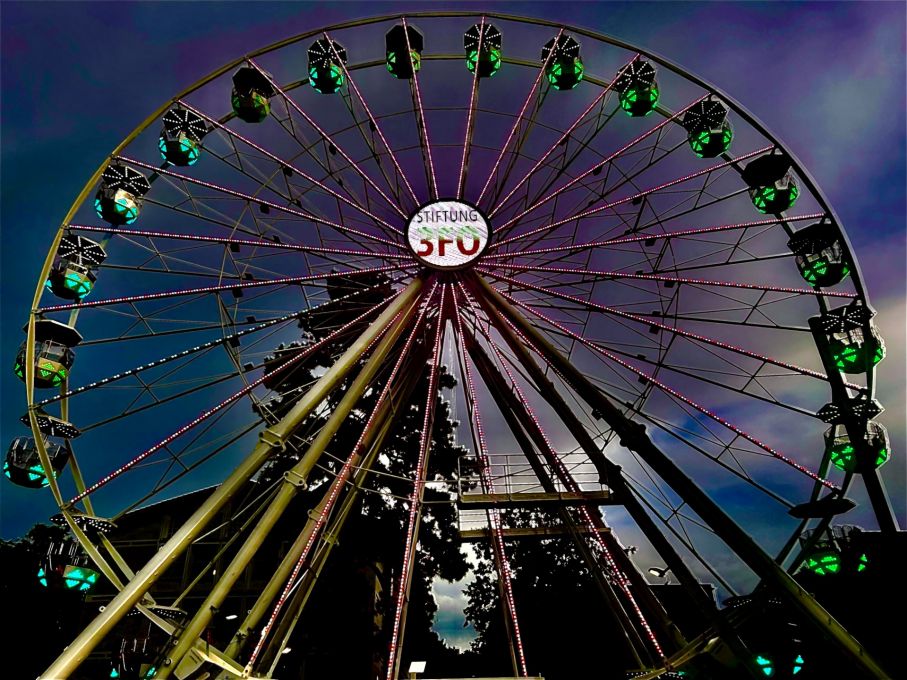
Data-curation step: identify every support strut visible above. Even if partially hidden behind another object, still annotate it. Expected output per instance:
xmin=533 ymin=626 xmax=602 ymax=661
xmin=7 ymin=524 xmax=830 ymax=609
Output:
xmin=466 ymin=330 xmax=652 ymax=669
xmin=39 ymin=278 xmax=423 ymax=680
xmin=216 ymin=341 xmax=428 ymax=671
xmin=478 ymin=275 xmax=891 ymax=679
xmin=471 ymin=276 xmax=761 ymax=677
xmin=157 ymin=282 xmax=425 ymax=678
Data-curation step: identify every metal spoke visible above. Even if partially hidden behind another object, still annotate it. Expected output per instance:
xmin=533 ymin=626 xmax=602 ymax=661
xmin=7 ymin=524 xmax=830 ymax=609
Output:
xmin=247 ymin=57 xmax=409 ymax=219
xmin=474 ymin=28 xmax=563 ymax=206
xmin=401 ymin=16 xmax=438 ymax=201
xmin=482 ymin=269 xmax=852 ymax=386
xmin=457 ymin=16 xmax=485 ymax=200
xmin=496 ymin=95 xmax=709 ymax=235
xmin=179 ymin=100 xmax=403 ymax=236
xmin=451 ymin=282 xmax=528 ymax=676
xmin=117 ymin=156 xmax=403 ymax=250
xmin=245 ymin=281 xmax=440 ymax=672
xmin=41 ymin=264 xmax=409 ymax=313
xmin=387 ymin=283 xmax=447 ymax=679
xmin=491 ymin=145 xmax=773 ymax=250
xmin=70 ymin=224 xmax=403 ymax=261
xmin=494 ymin=262 xmax=857 ymax=299
xmin=496 ymin=284 xmax=840 ymax=491
xmin=66 ymin=293 xmax=400 ymax=506
xmin=483 ymin=213 xmax=825 ymax=262
xmin=323 ymin=30 xmax=421 ymax=207
xmin=488 ymin=54 xmax=641 ymax=218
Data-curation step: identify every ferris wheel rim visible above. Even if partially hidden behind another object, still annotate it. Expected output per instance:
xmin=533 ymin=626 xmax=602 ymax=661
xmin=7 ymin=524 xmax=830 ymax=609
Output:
xmin=18 ymin=12 xmax=894 ymax=679
xmin=25 ymin=5 xmax=873 ymax=583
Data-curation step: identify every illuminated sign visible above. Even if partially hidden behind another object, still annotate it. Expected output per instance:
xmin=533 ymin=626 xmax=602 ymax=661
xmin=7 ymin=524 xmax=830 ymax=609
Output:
xmin=406 ymin=200 xmax=490 ymax=269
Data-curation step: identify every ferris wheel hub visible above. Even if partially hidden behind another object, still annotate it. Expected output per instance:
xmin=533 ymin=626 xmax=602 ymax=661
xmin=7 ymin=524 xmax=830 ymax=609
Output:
xmin=406 ymin=199 xmax=490 ymax=270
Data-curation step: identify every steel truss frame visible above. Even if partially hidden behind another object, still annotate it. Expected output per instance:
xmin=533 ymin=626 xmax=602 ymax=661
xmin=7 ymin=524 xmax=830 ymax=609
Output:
xmin=23 ymin=12 xmax=897 ymax=680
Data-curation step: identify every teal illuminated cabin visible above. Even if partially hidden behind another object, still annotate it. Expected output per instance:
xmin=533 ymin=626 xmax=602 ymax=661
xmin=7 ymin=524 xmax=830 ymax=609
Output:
xmin=111 ymin=638 xmax=160 ymax=679
xmin=825 ymin=421 xmax=889 ymax=473
xmin=682 ymin=97 xmax=733 ymax=158
xmin=787 ymin=221 xmax=850 ymax=288
xmin=14 ymin=319 xmax=82 ymax=390
xmin=464 ymin=23 xmax=502 ymax=78
xmin=386 ymin=24 xmax=423 ymax=79
xmin=231 ymin=66 xmax=276 ymax=123
xmin=827 ymin=326 xmax=885 ymax=374
xmin=813 ymin=301 xmax=885 ymax=375
xmin=159 ymin=107 xmax=207 ymax=166
xmin=615 ymin=59 xmax=659 ymax=117
xmin=38 ymin=537 xmax=100 ymax=593
xmin=752 ymin=652 xmax=805 ymax=677
xmin=742 ymin=153 xmax=799 ymax=214
xmin=307 ymin=38 xmax=347 ymax=94
xmin=542 ymin=35 xmax=584 ymax=91
xmin=724 ymin=594 xmax=806 ymax=678
xmin=94 ymin=164 xmax=150 ymax=226
xmin=4 ymin=437 xmax=68 ymax=488
xmin=45 ymin=233 xmax=106 ymax=301
xmin=799 ymin=525 xmax=872 ymax=578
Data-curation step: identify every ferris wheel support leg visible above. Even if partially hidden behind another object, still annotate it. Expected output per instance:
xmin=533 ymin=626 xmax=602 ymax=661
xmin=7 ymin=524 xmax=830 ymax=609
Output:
xmin=218 ymin=348 xmax=426 ymax=667
xmin=157 ymin=280 xmax=425 ymax=679
xmin=38 ymin=278 xmax=424 ymax=680
xmin=257 ymin=370 xmax=417 ymax=676
xmin=859 ymin=468 xmax=898 ymax=534
xmin=480 ymin=276 xmax=893 ymax=679
xmin=472 ymin=279 xmax=763 ymax=676
xmin=465 ymin=333 xmax=652 ymax=669
xmin=471 ymin=283 xmax=685 ymax=655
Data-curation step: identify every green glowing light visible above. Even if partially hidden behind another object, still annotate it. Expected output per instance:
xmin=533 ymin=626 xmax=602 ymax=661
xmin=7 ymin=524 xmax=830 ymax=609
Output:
xmin=546 ymin=58 xmax=584 ymax=90
xmin=387 ymin=50 xmax=421 ymax=78
xmin=830 ymin=443 xmax=855 ymax=472
xmin=29 ymin=463 xmax=50 ymax=486
xmin=110 ymin=670 xmax=120 ymax=678
xmin=805 ymin=550 xmax=841 ymax=575
xmin=858 ymin=553 xmax=868 ymax=572
xmin=231 ymin=91 xmax=270 ymax=123
xmin=115 ymin=197 xmax=138 ymax=224
xmin=64 ymin=272 xmax=93 ymax=298
xmin=831 ymin=339 xmax=884 ymax=374
xmin=690 ymin=126 xmax=733 ymax=158
xmin=755 ymin=654 xmax=774 ymax=677
xmin=159 ymin=135 xmax=200 ymax=166
xmin=793 ymin=654 xmax=804 ymax=675
xmin=309 ymin=64 xmax=345 ymax=94
xmin=753 ymin=183 xmax=799 ymax=214
xmin=620 ymin=86 xmax=659 ymax=116
xmin=37 ymin=567 xmax=48 ymax=587
xmin=95 ymin=192 xmax=139 ymax=225
xmin=13 ymin=361 xmax=24 ymax=379
xmin=799 ymin=257 xmax=828 ymax=284
xmin=33 ymin=359 xmax=68 ymax=387
xmin=466 ymin=48 xmax=502 ymax=77
xmin=875 ymin=448 xmax=889 ymax=468
xmin=63 ymin=566 xmax=99 ymax=592
xmin=145 ymin=666 xmax=157 ymax=678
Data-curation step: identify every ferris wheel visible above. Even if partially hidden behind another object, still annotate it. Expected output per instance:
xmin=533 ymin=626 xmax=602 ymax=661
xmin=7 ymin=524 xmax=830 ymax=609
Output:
xmin=11 ymin=11 xmax=898 ymax=680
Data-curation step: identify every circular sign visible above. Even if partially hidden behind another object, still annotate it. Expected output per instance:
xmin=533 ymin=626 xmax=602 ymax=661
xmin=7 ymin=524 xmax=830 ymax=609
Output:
xmin=406 ymin=200 xmax=490 ymax=270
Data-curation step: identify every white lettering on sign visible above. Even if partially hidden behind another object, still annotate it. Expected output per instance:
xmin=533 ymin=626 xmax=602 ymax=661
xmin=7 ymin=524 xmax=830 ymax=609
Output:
xmin=406 ymin=200 xmax=490 ymax=269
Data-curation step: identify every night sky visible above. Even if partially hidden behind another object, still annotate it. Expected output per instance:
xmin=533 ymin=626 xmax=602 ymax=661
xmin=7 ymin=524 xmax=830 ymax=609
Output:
xmin=2 ymin=0 xmax=905 ymax=653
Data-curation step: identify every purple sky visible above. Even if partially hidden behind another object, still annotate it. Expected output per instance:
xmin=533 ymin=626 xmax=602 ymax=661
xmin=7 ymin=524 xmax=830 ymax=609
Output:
xmin=2 ymin=0 xmax=905 ymax=653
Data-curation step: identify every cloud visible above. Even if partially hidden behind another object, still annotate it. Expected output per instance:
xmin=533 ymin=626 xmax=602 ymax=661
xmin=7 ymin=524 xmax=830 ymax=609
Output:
xmin=432 ymin=574 xmax=478 ymax=651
